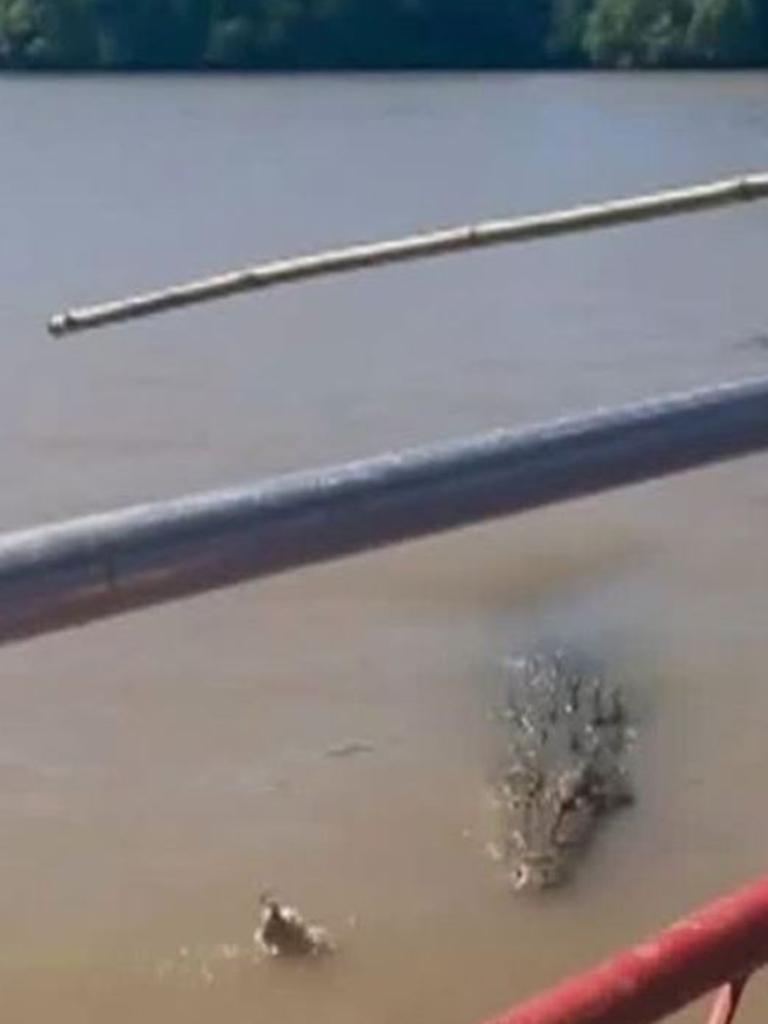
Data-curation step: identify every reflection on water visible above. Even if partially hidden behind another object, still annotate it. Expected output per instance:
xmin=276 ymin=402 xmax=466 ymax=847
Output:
xmin=1 ymin=72 xmax=768 ymax=1023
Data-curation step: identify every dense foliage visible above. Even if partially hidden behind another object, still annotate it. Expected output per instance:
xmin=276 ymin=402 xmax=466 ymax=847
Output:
xmin=1 ymin=0 xmax=766 ymax=68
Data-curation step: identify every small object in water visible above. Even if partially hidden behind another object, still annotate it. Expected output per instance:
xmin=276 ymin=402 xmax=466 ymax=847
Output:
xmin=255 ymin=893 xmax=333 ymax=958
xmin=324 ymin=740 xmax=374 ymax=759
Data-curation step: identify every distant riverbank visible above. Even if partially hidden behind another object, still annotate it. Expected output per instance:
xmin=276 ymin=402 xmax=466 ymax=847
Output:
xmin=1 ymin=0 xmax=767 ymax=72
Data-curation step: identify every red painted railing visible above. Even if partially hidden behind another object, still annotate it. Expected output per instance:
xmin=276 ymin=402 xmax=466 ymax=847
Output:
xmin=479 ymin=875 xmax=768 ymax=1024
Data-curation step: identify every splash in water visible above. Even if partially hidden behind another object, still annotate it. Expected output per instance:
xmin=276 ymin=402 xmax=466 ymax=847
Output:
xmin=255 ymin=893 xmax=334 ymax=958
xmin=154 ymin=894 xmax=334 ymax=988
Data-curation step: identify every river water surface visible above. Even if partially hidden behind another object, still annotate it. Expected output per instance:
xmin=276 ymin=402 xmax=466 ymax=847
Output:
xmin=1 ymin=72 xmax=768 ymax=1023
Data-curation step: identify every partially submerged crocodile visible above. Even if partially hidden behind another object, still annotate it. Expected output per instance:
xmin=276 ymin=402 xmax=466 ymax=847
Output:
xmin=491 ymin=649 xmax=634 ymax=891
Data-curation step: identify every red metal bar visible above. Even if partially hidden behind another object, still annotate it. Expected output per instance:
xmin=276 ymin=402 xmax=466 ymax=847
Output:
xmin=706 ymin=976 xmax=749 ymax=1024
xmin=481 ymin=876 xmax=768 ymax=1024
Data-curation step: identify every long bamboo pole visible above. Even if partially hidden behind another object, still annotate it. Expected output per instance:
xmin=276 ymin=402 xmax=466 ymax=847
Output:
xmin=2 ymin=374 xmax=768 ymax=646
xmin=48 ymin=172 xmax=768 ymax=337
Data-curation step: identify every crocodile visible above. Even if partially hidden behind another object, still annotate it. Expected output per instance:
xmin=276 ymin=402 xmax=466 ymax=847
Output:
xmin=490 ymin=649 xmax=634 ymax=892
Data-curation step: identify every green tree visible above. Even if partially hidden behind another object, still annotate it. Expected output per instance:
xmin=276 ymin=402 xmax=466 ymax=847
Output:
xmin=1 ymin=0 xmax=767 ymax=69
xmin=547 ymin=0 xmax=594 ymax=60
xmin=0 ymin=0 xmax=96 ymax=65
xmin=685 ymin=0 xmax=765 ymax=60
xmin=584 ymin=0 xmax=692 ymax=63
xmin=90 ymin=0 xmax=213 ymax=67
xmin=410 ymin=0 xmax=553 ymax=66
xmin=205 ymin=0 xmax=306 ymax=65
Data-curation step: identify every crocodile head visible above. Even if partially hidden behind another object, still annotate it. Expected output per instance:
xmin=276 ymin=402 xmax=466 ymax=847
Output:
xmin=494 ymin=651 xmax=633 ymax=893
xmin=499 ymin=761 xmax=599 ymax=891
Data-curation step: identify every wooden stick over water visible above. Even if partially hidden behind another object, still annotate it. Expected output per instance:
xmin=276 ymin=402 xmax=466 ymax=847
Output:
xmin=48 ymin=172 xmax=768 ymax=337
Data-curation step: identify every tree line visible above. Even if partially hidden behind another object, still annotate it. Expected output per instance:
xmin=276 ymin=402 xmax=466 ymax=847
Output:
xmin=1 ymin=0 xmax=767 ymax=69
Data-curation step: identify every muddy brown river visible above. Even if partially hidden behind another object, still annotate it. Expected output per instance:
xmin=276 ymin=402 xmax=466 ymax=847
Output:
xmin=1 ymin=71 xmax=768 ymax=1022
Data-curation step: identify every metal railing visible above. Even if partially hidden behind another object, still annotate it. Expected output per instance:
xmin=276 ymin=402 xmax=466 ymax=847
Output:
xmin=478 ymin=875 xmax=768 ymax=1024
xmin=2 ymin=374 xmax=768 ymax=647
